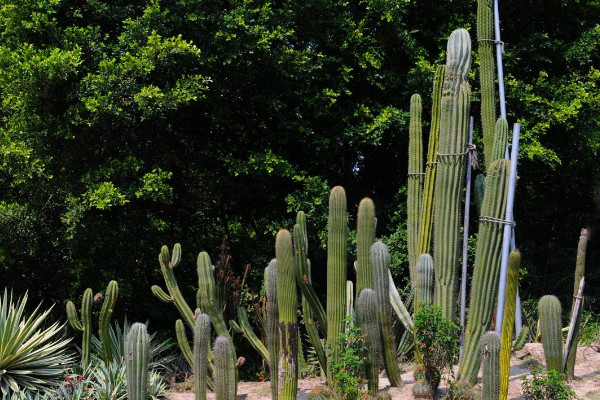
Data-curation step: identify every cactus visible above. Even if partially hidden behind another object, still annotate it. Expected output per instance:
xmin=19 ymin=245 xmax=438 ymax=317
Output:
xmin=125 ymin=323 xmax=149 ymax=400
xmin=276 ymin=229 xmax=298 ymax=400
xmin=491 ymin=118 xmax=509 ymax=163
xmin=481 ymin=331 xmax=500 ymax=400
xmin=346 ymin=280 xmax=354 ymax=324
xmin=356 ymin=198 xmax=376 ymax=299
xmin=66 ymin=288 xmax=93 ymax=366
xmin=566 ymin=228 xmax=588 ymax=379
xmin=412 ymin=378 xmax=434 ymax=399
xmin=458 ymin=159 xmax=510 ymax=384
xmin=433 ymin=29 xmax=472 ymax=321
xmin=478 ymin=0 xmax=496 ymax=169
xmin=416 ymin=254 xmax=434 ymax=308
xmin=512 ymin=326 xmax=530 ymax=351
xmin=418 ymin=65 xmax=446 ymax=258
xmin=499 ymin=250 xmax=520 ymax=400
xmin=214 ymin=336 xmax=236 ymax=400
xmin=194 ymin=313 xmax=211 ymax=400
xmin=99 ymin=280 xmax=118 ymax=364
xmin=408 ymin=93 xmax=424 ymax=291
xmin=474 ymin=173 xmax=486 ymax=214
xmin=356 ymin=288 xmax=382 ymax=394
xmin=326 ymin=186 xmax=347 ymax=370
xmin=175 ymin=319 xmax=194 ymax=366
xmin=388 ymin=269 xmax=413 ymax=328
xmin=538 ymin=295 xmax=563 ymax=371
xmin=371 ymin=241 xmax=402 ymax=387
xmin=235 ymin=307 xmax=269 ymax=363
xmin=266 ymin=260 xmax=279 ymax=399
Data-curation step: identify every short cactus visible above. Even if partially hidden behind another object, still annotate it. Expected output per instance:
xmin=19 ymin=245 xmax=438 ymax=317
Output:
xmin=66 ymin=288 xmax=93 ymax=366
xmin=481 ymin=331 xmax=500 ymax=400
xmin=213 ymin=336 xmax=236 ymax=400
xmin=125 ymin=323 xmax=150 ymax=400
xmin=194 ymin=313 xmax=211 ymax=400
xmin=416 ymin=254 xmax=434 ymax=308
xmin=356 ymin=288 xmax=382 ymax=393
xmin=538 ymin=295 xmax=563 ymax=371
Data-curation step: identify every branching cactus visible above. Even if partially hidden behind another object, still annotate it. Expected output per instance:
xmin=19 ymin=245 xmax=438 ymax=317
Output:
xmin=276 ymin=229 xmax=298 ymax=400
xmin=356 ymin=198 xmax=376 ymax=299
xmin=538 ymin=295 xmax=563 ymax=371
xmin=99 ymin=280 xmax=118 ymax=363
xmin=194 ymin=313 xmax=211 ymax=400
xmin=478 ymin=0 xmax=496 ymax=169
xmin=481 ymin=331 xmax=500 ymax=400
xmin=266 ymin=259 xmax=279 ymax=400
xmin=66 ymin=288 xmax=93 ymax=366
xmin=125 ymin=323 xmax=149 ymax=400
xmin=356 ymin=288 xmax=382 ymax=394
xmin=214 ymin=336 xmax=236 ymax=400
xmin=408 ymin=93 xmax=424 ymax=291
xmin=499 ymin=250 xmax=520 ymax=400
xmin=459 ymin=159 xmax=510 ymax=384
xmin=416 ymin=254 xmax=434 ymax=308
xmin=371 ymin=241 xmax=402 ymax=387
xmin=433 ymin=29 xmax=472 ymax=321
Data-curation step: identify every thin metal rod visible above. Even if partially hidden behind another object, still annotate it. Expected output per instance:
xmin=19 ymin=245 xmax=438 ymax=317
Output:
xmin=563 ymin=277 xmax=585 ymax=371
xmin=511 ymin=231 xmax=523 ymax=334
xmin=494 ymin=0 xmax=507 ymax=119
xmin=495 ymin=123 xmax=520 ymax=335
xmin=459 ymin=117 xmax=474 ymax=360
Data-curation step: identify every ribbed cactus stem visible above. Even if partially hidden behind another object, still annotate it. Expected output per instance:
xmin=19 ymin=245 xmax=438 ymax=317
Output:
xmin=478 ymin=0 xmax=497 ymax=169
xmin=99 ymin=280 xmax=118 ymax=363
xmin=538 ymin=295 xmax=563 ymax=371
xmin=416 ymin=254 xmax=434 ymax=309
xmin=66 ymin=288 xmax=93 ymax=367
xmin=214 ymin=336 xmax=236 ymax=400
xmin=237 ymin=307 xmax=269 ymax=363
xmin=499 ymin=250 xmax=520 ymax=400
xmin=194 ymin=313 xmax=211 ymax=400
xmin=371 ymin=241 xmax=402 ymax=387
xmin=125 ymin=323 xmax=149 ymax=400
xmin=346 ymin=280 xmax=354 ymax=323
xmin=418 ymin=65 xmax=446 ymax=258
xmin=266 ymin=260 xmax=279 ymax=400
xmin=566 ymin=228 xmax=588 ymax=379
xmin=481 ymin=331 xmax=501 ymax=400
xmin=356 ymin=198 xmax=376 ymax=299
xmin=175 ymin=319 xmax=193 ymax=367
xmin=491 ymin=118 xmax=508 ymax=163
xmin=458 ymin=159 xmax=510 ymax=384
xmin=408 ymin=94 xmax=424 ymax=292
xmin=327 ymin=186 xmax=347 ymax=368
xmin=356 ymin=288 xmax=382 ymax=394
xmin=433 ymin=29 xmax=472 ymax=321
xmin=276 ymin=229 xmax=298 ymax=400
xmin=156 ymin=244 xmax=195 ymax=329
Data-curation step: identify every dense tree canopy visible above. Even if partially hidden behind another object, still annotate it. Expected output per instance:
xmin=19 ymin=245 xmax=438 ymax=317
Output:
xmin=0 ymin=0 xmax=598 ymax=327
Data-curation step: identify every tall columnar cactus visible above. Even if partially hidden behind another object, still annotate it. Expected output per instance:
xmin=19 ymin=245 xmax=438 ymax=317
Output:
xmin=99 ymin=280 xmax=118 ymax=363
xmin=194 ymin=313 xmax=211 ymax=400
xmin=125 ymin=323 xmax=149 ymax=400
xmin=356 ymin=288 xmax=382 ymax=394
xmin=491 ymin=118 xmax=509 ymax=163
xmin=458 ymin=159 xmax=510 ymax=384
xmin=566 ymin=228 xmax=588 ymax=379
xmin=371 ymin=241 xmax=402 ymax=387
xmin=481 ymin=331 xmax=501 ymax=400
xmin=66 ymin=288 xmax=93 ymax=366
xmin=408 ymin=93 xmax=424 ymax=291
xmin=418 ymin=65 xmax=446 ymax=258
xmin=538 ymin=295 xmax=563 ymax=371
xmin=499 ymin=250 xmax=521 ymax=400
xmin=276 ymin=229 xmax=298 ymax=400
xmin=214 ymin=336 xmax=236 ymax=400
xmin=356 ymin=198 xmax=376 ymax=299
xmin=433 ymin=29 xmax=472 ymax=321
xmin=266 ymin=260 xmax=279 ymax=400
xmin=416 ymin=254 xmax=434 ymax=308
xmin=327 ymin=187 xmax=347 ymax=366
xmin=478 ymin=0 xmax=496 ymax=169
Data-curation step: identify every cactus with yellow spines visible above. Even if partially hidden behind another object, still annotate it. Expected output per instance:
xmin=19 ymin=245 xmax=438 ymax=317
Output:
xmin=499 ymin=250 xmax=521 ymax=400
xmin=408 ymin=93 xmax=424 ymax=291
xmin=66 ymin=288 xmax=93 ymax=366
xmin=538 ymin=295 xmax=563 ymax=371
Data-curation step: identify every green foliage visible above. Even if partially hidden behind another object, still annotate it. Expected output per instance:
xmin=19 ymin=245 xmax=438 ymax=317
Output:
xmin=520 ymin=366 xmax=579 ymax=400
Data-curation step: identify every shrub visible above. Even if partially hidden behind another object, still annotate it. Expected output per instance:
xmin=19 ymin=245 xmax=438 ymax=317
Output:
xmin=520 ymin=366 xmax=579 ymax=400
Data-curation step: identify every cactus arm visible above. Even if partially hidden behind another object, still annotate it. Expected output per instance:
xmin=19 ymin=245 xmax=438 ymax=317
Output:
xmin=499 ymin=250 xmax=521 ymax=400
xmin=175 ymin=319 xmax=194 ymax=367
xmin=388 ymin=270 xmax=413 ymax=329
xmin=236 ymin=307 xmax=270 ymax=364
xmin=213 ymin=336 xmax=236 ymax=400
xmin=125 ymin=323 xmax=149 ymax=400
xmin=197 ymin=252 xmax=231 ymax=340
xmin=357 ymin=288 xmax=382 ymax=394
xmin=408 ymin=93 xmax=424 ymax=291
xmin=538 ymin=295 xmax=563 ymax=371
xmin=99 ymin=280 xmax=118 ymax=364
xmin=481 ymin=331 xmax=500 ymax=400
xmin=66 ymin=301 xmax=83 ymax=331
xmin=158 ymin=244 xmax=195 ymax=329
xmin=194 ymin=313 xmax=211 ymax=400
xmin=266 ymin=260 xmax=279 ymax=400
xmin=478 ymin=0 xmax=497 ymax=169
xmin=151 ymin=285 xmax=173 ymax=303
xmin=356 ymin=198 xmax=376 ymax=299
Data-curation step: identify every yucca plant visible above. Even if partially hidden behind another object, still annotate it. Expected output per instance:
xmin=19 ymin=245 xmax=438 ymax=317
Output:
xmin=0 ymin=289 xmax=73 ymax=396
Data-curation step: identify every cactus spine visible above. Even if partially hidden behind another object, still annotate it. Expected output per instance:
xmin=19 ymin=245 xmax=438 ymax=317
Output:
xmin=327 ymin=187 xmax=347 ymax=368
xmin=418 ymin=65 xmax=446 ymax=258
xmin=214 ymin=336 xmax=236 ymax=400
xmin=194 ymin=313 xmax=211 ymax=400
xmin=478 ymin=0 xmax=497 ymax=169
xmin=356 ymin=198 xmax=376 ymax=299
xmin=416 ymin=254 xmax=434 ymax=308
xmin=99 ymin=280 xmax=118 ymax=363
xmin=276 ymin=229 xmax=298 ymax=400
xmin=356 ymin=288 xmax=382 ymax=394
xmin=491 ymin=118 xmax=509 ymax=163
xmin=408 ymin=93 xmax=424 ymax=291
xmin=371 ymin=241 xmax=402 ymax=387
xmin=538 ymin=295 xmax=563 ymax=371
xmin=499 ymin=250 xmax=521 ymax=400
xmin=66 ymin=288 xmax=93 ymax=366
xmin=566 ymin=228 xmax=588 ymax=379
xmin=433 ymin=29 xmax=472 ymax=321
xmin=125 ymin=323 xmax=149 ymax=400
xmin=266 ymin=260 xmax=279 ymax=399
xmin=481 ymin=331 xmax=501 ymax=400
xmin=458 ymin=159 xmax=510 ymax=384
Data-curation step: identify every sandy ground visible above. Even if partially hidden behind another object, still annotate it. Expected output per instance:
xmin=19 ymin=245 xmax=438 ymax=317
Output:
xmin=166 ymin=343 xmax=600 ymax=399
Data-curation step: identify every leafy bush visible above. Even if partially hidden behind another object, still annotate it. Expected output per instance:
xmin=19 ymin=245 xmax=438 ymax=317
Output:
xmin=521 ymin=366 xmax=579 ymax=400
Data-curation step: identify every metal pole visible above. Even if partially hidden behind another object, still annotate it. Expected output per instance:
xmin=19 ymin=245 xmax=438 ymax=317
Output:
xmin=494 ymin=0 xmax=507 ymax=119
xmin=459 ymin=117 xmax=474 ymax=360
xmin=495 ymin=123 xmax=520 ymax=335
xmin=563 ymin=277 xmax=585 ymax=371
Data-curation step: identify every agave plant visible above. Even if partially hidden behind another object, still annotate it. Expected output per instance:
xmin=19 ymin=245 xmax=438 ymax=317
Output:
xmin=0 ymin=289 xmax=73 ymax=396
xmin=87 ymin=359 xmax=167 ymax=400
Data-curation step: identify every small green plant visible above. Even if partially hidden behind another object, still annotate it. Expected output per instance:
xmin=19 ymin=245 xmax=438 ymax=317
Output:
xmin=520 ymin=366 xmax=579 ymax=400
xmin=325 ymin=317 xmax=368 ymax=400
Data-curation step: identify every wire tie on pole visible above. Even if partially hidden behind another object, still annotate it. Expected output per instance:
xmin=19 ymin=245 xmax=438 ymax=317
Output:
xmin=479 ymin=216 xmax=516 ymax=227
